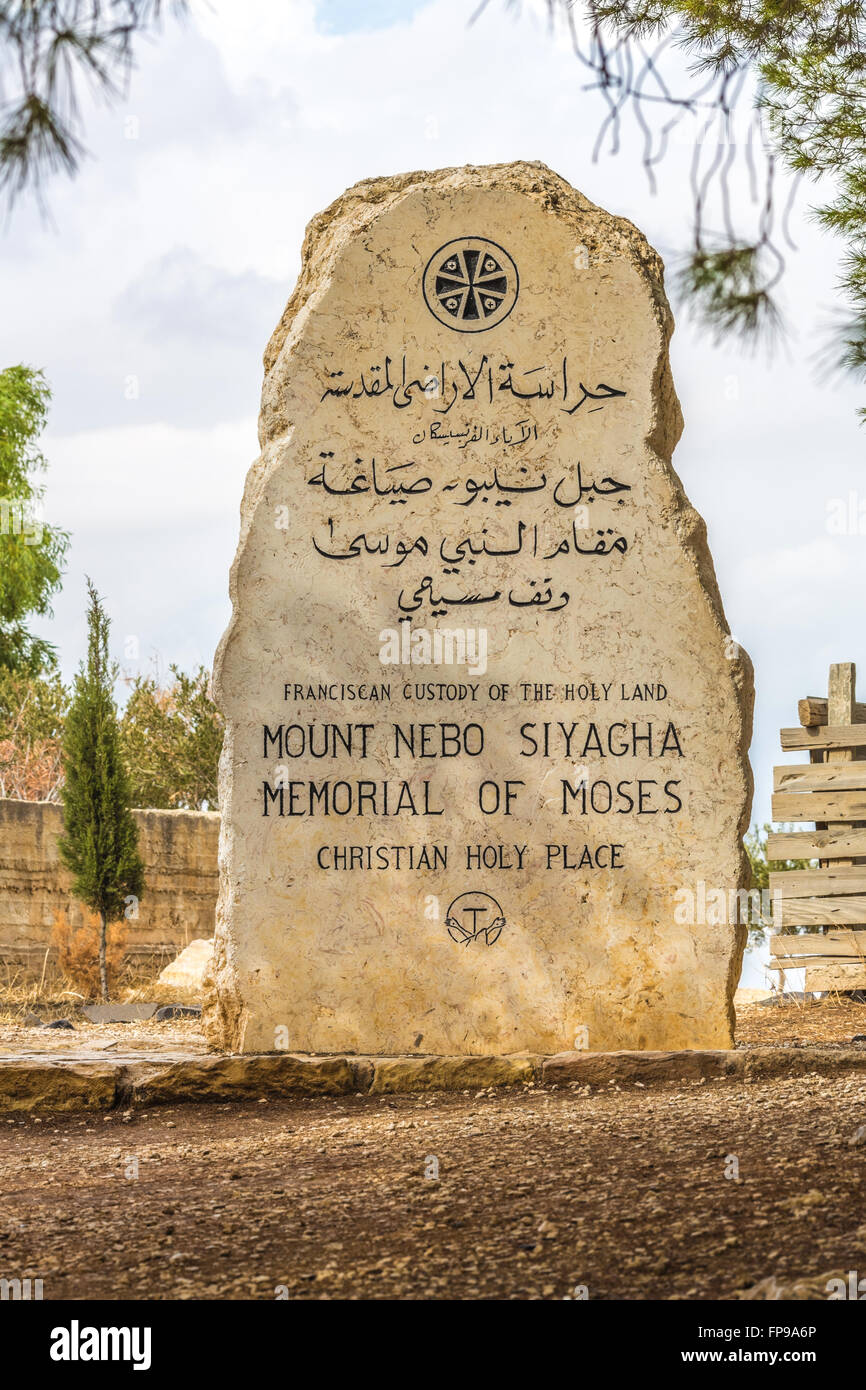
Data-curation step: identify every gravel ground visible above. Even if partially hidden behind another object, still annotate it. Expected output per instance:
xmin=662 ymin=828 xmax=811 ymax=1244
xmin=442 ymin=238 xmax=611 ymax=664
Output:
xmin=3 ymin=995 xmax=866 ymax=1302
xmin=736 ymin=996 xmax=866 ymax=1048
xmin=0 ymin=1018 xmax=208 ymax=1055
xmin=2 ymin=1067 xmax=866 ymax=1300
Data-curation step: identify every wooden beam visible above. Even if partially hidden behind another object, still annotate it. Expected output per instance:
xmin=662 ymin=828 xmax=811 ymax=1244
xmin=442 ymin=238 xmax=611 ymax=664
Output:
xmin=770 ymin=930 xmax=866 ymax=957
xmin=769 ymin=867 xmax=866 ymax=896
xmin=773 ymin=761 xmax=866 ymax=792
xmin=767 ymin=828 xmax=866 ymax=860
xmin=780 ymin=724 xmax=866 ymax=752
xmin=775 ymin=896 xmax=866 ymax=928
xmin=827 ymin=663 xmax=857 ymax=871
xmin=798 ymin=696 xmax=866 ymax=727
xmin=806 ymin=964 xmax=866 ymax=990
xmin=772 ymin=790 xmax=866 ymax=822
xmin=769 ymin=956 xmax=866 ymax=970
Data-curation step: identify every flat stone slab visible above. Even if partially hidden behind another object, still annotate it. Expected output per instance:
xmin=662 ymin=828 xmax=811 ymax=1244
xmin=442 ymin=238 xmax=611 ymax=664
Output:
xmin=3 ymin=1045 xmax=866 ymax=1113
xmin=80 ymin=1003 xmax=161 ymax=1023
xmin=542 ymin=1048 xmax=737 ymax=1086
xmin=368 ymin=1053 xmax=539 ymax=1094
xmin=543 ymin=1046 xmax=866 ymax=1086
xmin=0 ymin=1056 xmax=120 ymax=1112
xmin=121 ymin=1052 xmax=359 ymax=1106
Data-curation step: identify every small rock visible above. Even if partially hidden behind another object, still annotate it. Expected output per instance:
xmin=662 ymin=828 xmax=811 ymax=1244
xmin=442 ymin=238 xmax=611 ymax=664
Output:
xmin=849 ymin=1125 xmax=866 ymax=1148
xmin=22 ymin=1012 xmax=43 ymax=1027
xmin=155 ymin=938 xmax=213 ymax=993
xmin=777 ymin=1189 xmax=825 ymax=1215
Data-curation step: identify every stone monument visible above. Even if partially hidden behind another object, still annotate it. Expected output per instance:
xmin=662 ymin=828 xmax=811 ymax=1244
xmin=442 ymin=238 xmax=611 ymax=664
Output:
xmin=203 ymin=162 xmax=753 ymax=1056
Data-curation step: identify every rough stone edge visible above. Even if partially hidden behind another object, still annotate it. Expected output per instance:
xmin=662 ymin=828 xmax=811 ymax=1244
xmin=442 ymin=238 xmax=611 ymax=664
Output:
xmin=0 ymin=1058 xmax=120 ymax=1112
xmin=116 ymin=1052 xmax=357 ymax=1107
xmin=203 ymin=159 xmax=756 ymax=1052
xmin=3 ymin=1047 xmax=866 ymax=1113
xmin=368 ymin=1052 xmax=540 ymax=1094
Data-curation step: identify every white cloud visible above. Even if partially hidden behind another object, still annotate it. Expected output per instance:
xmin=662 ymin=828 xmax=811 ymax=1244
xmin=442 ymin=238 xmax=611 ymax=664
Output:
xmin=33 ymin=420 xmax=247 ymax=683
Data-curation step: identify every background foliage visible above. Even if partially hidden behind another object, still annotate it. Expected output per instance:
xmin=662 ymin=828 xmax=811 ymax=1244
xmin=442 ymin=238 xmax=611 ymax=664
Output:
xmin=0 ymin=365 xmax=69 ymax=673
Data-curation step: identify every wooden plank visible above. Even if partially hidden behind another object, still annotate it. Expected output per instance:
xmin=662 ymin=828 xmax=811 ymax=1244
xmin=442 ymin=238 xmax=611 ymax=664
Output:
xmin=798 ymin=696 xmax=866 ymax=727
xmin=773 ymin=761 xmax=866 ymax=792
xmin=809 ymin=740 xmax=827 ymax=822
xmin=770 ymin=956 xmax=864 ymax=970
xmin=772 ymin=790 xmax=866 ymax=822
xmin=780 ymin=725 xmax=866 ymax=752
xmin=778 ymin=896 xmax=866 ymax=927
xmin=827 ymin=664 xmax=857 ymax=871
xmin=770 ymin=930 xmax=866 ymax=957
xmin=767 ymin=828 xmax=866 ymax=860
xmin=769 ymin=867 xmax=866 ymax=896
xmin=806 ymin=963 xmax=866 ymax=991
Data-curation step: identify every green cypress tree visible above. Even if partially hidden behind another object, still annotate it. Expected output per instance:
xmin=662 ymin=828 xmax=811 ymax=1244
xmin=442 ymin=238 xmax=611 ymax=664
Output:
xmin=59 ymin=579 xmax=144 ymax=1001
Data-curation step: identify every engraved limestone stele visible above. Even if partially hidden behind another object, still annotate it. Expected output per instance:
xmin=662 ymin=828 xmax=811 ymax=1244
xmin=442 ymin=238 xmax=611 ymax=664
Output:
xmin=203 ymin=162 xmax=754 ymax=1057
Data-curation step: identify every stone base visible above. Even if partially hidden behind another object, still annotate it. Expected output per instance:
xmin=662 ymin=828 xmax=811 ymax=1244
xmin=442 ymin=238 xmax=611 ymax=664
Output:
xmin=2 ymin=1046 xmax=866 ymax=1112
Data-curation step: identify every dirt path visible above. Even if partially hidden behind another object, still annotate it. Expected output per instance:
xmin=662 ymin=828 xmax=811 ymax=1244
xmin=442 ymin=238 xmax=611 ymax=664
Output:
xmin=3 ymin=1069 xmax=866 ymax=1300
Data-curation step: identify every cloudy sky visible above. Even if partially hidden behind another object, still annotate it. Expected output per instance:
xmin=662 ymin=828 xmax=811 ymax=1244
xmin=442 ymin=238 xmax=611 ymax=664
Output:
xmin=5 ymin=0 xmax=865 ymax=980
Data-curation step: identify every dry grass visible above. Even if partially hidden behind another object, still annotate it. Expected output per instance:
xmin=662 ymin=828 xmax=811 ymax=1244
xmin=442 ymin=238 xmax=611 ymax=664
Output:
xmin=735 ymin=995 xmax=866 ymax=1047
xmin=0 ymin=946 xmax=184 ymax=1025
xmin=51 ymin=908 xmax=127 ymax=999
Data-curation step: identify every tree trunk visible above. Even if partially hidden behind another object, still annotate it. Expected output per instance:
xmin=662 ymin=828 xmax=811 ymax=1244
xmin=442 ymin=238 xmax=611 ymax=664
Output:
xmin=98 ymin=911 xmax=109 ymax=1002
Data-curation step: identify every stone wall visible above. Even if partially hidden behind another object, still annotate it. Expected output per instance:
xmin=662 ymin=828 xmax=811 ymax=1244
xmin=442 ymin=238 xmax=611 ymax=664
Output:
xmin=0 ymin=799 xmax=219 ymax=963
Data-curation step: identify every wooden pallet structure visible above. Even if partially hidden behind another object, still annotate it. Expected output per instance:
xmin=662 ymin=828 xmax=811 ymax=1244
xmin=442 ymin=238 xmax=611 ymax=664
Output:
xmin=769 ymin=662 xmax=866 ymax=992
